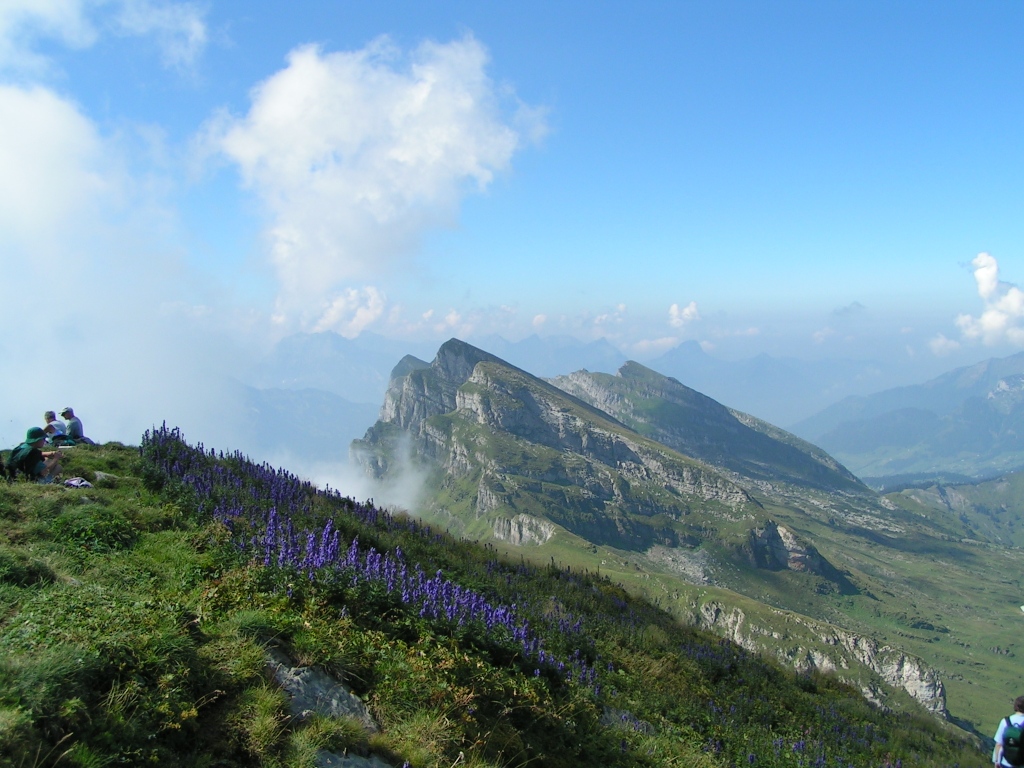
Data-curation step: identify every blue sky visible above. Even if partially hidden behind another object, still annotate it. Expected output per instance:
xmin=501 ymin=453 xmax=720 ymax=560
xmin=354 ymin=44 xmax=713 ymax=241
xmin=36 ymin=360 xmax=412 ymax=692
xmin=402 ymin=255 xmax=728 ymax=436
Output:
xmin=2 ymin=0 xmax=1024 ymax=444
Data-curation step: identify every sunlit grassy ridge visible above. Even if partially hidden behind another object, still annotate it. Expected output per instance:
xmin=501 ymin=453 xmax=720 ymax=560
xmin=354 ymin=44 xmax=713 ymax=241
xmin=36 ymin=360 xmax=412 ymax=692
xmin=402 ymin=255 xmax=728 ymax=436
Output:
xmin=0 ymin=431 xmax=985 ymax=767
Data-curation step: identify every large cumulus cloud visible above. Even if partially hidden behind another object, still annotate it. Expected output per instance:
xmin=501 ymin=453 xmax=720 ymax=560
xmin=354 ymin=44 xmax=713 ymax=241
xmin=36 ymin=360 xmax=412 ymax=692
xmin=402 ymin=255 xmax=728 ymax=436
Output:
xmin=204 ymin=35 xmax=540 ymax=335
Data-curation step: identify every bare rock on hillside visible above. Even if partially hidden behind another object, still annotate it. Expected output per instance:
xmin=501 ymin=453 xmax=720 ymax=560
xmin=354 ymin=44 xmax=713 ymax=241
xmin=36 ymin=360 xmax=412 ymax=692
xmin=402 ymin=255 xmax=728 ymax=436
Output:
xmin=493 ymin=514 xmax=556 ymax=545
xmin=316 ymin=753 xmax=397 ymax=768
xmin=749 ymin=522 xmax=827 ymax=573
xmin=266 ymin=648 xmax=379 ymax=733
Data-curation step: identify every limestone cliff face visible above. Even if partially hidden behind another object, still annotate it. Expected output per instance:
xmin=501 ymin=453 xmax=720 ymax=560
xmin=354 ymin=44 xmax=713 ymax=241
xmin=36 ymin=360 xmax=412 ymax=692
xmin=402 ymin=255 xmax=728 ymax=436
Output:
xmin=457 ymin=364 xmax=753 ymax=507
xmin=492 ymin=514 xmax=556 ymax=545
xmin=695 ymin=601 xmax=948 ymax=717
xmin=379 ymin=342 xmax=503 ymax=430
xmin=357 ymin=339 xmax=758 ymax=550
xmin=364 ymin=339 xmax=754 ymax=508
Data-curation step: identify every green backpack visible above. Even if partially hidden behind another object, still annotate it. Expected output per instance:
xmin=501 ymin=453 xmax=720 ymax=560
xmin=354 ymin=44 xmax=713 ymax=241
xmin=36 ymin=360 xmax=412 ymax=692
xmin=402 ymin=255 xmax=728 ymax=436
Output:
xmin=5 ymin=443 xmax=36 ymax=481
xmin=1004 ymin=717 xmax=1024 ymax=767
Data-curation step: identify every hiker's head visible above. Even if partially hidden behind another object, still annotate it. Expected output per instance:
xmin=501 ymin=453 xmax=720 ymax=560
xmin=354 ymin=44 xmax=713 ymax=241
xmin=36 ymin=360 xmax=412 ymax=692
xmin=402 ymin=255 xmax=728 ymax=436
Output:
xmin=1015 ymin=696 xmax=1024 ymax=713
xmin=44 ymin=410 xmax=56 ymax=422
xmin=60 ymin=407 xmax=74 ymax=418
xmin=26 ymin=427 xmax=46 ymax=445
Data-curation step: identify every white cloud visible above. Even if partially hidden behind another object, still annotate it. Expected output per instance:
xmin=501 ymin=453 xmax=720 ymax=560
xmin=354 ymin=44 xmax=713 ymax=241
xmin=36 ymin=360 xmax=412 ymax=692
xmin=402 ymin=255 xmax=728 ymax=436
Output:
xmin=668 ymin=300 xmax=699 ymax=328
xmin=928 ymin=333 xmax=960 ymax=356
xmin=629 ymin=336 xmax=678 ymax=356
xmin=812 ymin=327 xmax=835 ymax=344
xmin=0 ymin=0 xmax=95 ymax=73
xmin=594 ymin=304 xmax=627 ymax=327
xmin=114 ymin=0 xmax=208 ymax=70
xmin=206 ymin=35 xmax=538 ymax=331
xmin=311 ymin=286 xmax=387 ymax=337
xmin=0 ymin=84 xmax=108 ymax=247
xmin=954 ymin=252 xmax=1024 ymax=346
xmin=0 ymin=0 xmax=207 ymax=74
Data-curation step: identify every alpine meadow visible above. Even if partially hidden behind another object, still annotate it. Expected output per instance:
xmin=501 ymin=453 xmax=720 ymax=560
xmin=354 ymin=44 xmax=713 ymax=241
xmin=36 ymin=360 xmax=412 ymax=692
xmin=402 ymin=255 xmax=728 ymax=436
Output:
xmin=4 ymin=2 xmax=1024 ymax=767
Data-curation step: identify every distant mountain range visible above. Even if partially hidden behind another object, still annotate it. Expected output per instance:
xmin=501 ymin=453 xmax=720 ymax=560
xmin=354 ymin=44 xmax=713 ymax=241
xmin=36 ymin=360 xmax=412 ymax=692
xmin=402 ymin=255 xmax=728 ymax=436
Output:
xmin=248 ymin=331 xmax=437 ymax=405
xmin=351 ymin=338 xmax=1024 ymax=734
xmin=647 ymin=341 xmax=896 ymax=427
xmin=791 ymin=352 xmax=1024 ymax=484
xmin=232 ymin=383 xmax=378 ymax=465
xmin=239 ymin=331 xmax=1024 ymax=490
xmin=246 ymin=331 xmax=928 ymax=427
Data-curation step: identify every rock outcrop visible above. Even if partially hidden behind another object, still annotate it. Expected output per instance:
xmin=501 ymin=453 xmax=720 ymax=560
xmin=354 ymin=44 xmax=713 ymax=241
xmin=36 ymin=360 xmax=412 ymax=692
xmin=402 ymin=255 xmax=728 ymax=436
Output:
xmin=749 ymin=521 xmax=826 ymax=573
xmin=694 ymin=601 xmax=948 ymax=717
xmin=266 ymin=648 xmax=401 ymax=768
xmin=266 ymin=647 xmax=378 ymax=732
xmin=493 ymin=514 xmax=556 ymax=545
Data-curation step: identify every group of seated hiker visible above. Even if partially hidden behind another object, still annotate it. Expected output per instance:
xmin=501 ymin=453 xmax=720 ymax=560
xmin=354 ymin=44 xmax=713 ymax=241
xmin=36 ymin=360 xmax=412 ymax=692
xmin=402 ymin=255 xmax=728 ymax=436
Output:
xmin=43 ymin=407 xmax=92 ymax=446
xmin=2 ymin=407 xmax=94 ymax=483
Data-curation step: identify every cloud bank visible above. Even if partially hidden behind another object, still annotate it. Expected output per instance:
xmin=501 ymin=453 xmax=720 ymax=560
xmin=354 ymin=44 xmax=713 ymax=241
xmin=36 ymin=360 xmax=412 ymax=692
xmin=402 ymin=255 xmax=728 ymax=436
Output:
xmin=206 ymin=35 xmax=542 ymax=335
xmin=0 ymin=80 xmax=245 ymax=450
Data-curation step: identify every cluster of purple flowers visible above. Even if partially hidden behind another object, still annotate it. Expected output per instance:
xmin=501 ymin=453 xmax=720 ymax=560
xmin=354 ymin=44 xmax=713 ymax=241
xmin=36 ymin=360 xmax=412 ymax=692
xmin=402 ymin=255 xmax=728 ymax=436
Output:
xmin=139 ymin=426 xmax=926 ymax=768
xmin=141 ymin=425 xmax=600 ymax=691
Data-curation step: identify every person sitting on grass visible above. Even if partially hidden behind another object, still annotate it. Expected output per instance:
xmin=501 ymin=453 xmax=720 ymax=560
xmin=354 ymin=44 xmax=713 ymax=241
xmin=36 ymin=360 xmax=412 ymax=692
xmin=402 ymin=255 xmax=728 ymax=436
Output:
xmin=60 ymin=406 xmax=94 ymax=445
xmin=6 ymin=427 xmax=63 ymax=483
xmin=43 ymin=410 xmax=71 ymax=445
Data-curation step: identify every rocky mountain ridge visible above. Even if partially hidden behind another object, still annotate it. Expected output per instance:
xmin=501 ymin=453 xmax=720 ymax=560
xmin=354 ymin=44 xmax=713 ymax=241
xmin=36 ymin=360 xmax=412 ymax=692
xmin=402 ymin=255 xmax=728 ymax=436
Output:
xmin=550 ymin=362 xmax=864 ymax=494
xmin=358 ymin=340 xmax=758 ymax=551
xmin=354 ymin=338 xmax=1022 ymax=734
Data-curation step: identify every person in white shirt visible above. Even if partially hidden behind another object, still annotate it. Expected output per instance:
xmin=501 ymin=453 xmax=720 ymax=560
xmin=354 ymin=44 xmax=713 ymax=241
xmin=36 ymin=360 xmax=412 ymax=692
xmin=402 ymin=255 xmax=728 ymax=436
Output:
xmin=993 ymin=696 xmax=1024 ymax=767
xmin=43 ymin=409 xmax=65 ymax=438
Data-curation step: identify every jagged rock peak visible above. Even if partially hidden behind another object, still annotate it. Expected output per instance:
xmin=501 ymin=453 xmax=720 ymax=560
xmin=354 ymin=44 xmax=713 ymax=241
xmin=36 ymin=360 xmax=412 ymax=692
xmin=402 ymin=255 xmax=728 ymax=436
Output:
xmin=377 ymin=339 xmax=518 ymax=434
xmin=433 ymin=338 xmax=508 ymax=387
xmin=390 ymin=354 xmax=430 ymax=381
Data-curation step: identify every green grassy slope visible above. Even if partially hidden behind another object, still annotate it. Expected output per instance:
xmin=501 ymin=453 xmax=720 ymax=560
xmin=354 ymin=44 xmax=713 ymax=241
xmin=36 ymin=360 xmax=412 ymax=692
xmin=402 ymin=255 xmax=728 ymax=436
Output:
xmin=459 ymin=480 xmax=1024 ymax=738
xmin=0 ymin=435 xmax=985 ymax=767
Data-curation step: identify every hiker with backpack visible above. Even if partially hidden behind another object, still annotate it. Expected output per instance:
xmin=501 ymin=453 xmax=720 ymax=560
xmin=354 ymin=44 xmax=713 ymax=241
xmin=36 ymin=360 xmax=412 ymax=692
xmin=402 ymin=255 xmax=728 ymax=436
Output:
xmin=6 ymin=427 xmax=63 ymax=483
xmin=993 ymin=696 xmax=1024 ymax=767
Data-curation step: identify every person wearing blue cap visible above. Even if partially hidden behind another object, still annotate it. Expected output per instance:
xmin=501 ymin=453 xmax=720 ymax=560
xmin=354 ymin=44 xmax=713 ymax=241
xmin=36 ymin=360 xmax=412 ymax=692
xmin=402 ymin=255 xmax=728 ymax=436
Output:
xmin=6 ymin=427 xmax=63 ymax=482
